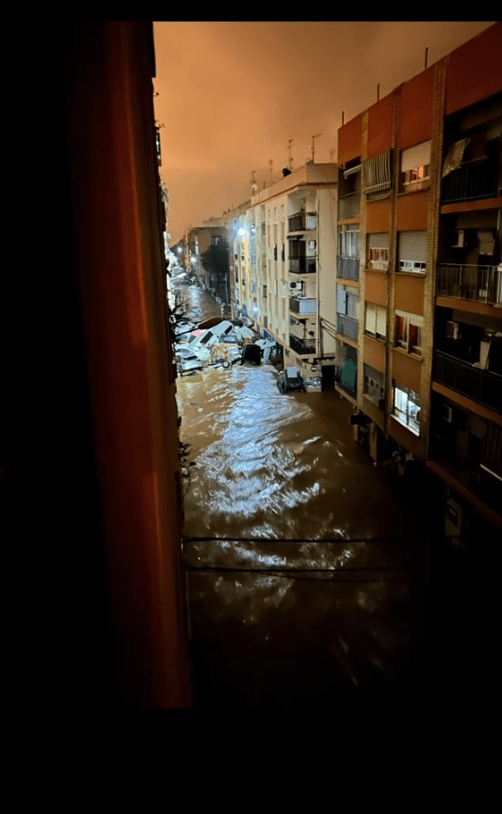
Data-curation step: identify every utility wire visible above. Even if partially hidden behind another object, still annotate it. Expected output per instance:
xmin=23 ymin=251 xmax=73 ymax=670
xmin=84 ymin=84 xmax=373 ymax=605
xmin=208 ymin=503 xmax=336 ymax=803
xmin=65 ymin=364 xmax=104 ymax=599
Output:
xmin=183 ymin=534 xmax=408 ymax=544
xmin=185 ymin=568 xmax=411 ymax=583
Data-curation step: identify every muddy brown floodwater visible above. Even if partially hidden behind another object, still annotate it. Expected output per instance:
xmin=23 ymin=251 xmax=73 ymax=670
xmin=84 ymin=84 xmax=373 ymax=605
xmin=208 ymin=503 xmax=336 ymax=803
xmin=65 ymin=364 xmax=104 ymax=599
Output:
xmin=174 ymin=282 xmax=436 ymax=706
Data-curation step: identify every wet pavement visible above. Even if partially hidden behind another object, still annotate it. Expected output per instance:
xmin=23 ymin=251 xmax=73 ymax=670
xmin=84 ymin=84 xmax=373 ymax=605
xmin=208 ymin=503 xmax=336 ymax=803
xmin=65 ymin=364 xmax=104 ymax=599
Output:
xmin=172 ymin=282 xmax=468 ymax=706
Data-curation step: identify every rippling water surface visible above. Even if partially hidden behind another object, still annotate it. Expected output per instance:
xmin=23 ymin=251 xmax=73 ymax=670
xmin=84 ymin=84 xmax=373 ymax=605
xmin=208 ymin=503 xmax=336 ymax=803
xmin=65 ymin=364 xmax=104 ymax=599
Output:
xmin=174 ymin=283 xmax=431 ymax=703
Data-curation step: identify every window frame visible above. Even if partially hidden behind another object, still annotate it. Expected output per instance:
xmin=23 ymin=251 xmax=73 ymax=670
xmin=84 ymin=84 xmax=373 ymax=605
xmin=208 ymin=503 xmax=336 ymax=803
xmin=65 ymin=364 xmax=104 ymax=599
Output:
xmin=393 ymin=384 xmax=420 ymax=435
xmin=395 ymin=311 xmax=423 ymax=356
xmin=365 ymin=302 xmax=387 ymax=340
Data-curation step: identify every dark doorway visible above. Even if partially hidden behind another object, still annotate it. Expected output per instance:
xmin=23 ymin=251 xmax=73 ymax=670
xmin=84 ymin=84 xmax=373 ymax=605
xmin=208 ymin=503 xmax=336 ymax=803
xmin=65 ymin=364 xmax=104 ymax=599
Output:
xmin=321 ymin=365 xmax=335 ymax=391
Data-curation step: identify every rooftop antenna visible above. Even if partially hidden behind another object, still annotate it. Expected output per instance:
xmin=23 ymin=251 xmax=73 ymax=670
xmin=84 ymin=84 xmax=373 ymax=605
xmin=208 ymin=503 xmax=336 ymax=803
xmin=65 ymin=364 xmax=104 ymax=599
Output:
xmin=342 ymin=111 xmax=344 ymax=126
xmin=425 ymin=47 xmax=428 ymax=69
xmin=288 ymin=139 xmax=294 ymax=171
xmin=377 ymin=83 xmax=380 ymax=101
xmin=311 ymin=133 xmax=322 ymax=162
xmin=251 ymin=170 xmax=257 ymax=195
xmin=269 ymin=159 xmax=273 ymax=186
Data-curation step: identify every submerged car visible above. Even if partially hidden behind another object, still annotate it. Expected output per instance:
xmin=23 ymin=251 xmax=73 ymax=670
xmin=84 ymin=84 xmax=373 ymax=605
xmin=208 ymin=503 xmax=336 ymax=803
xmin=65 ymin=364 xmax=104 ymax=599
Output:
xmin=177 ymin=352 xmax=204 ymax=375
xmin=276 ymin=367 xmax=307 ymax=394
xmin=240 ymin=343 xmax=262 ymax=366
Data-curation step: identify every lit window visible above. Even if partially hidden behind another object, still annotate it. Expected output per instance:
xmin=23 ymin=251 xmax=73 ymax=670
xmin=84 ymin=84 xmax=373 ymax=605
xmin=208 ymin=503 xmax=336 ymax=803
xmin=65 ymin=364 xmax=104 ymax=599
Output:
xmin=393 ymin=384 xmax=420 ymax=435
xmin=395 ymin=311 xmax=423 ymax=356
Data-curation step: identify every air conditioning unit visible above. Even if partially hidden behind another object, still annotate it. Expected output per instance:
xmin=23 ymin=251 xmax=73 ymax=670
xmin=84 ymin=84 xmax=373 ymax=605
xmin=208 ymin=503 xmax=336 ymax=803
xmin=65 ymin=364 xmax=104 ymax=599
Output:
xmin=289 ymin=281 xmax=301 ymax=290
xmin=442 ymin=404 xmax=453 ymax=423
xmin=446 ymin=320 xmax=459 ymax=340
xmin=452 ymin=230 xmax=464 ymax=248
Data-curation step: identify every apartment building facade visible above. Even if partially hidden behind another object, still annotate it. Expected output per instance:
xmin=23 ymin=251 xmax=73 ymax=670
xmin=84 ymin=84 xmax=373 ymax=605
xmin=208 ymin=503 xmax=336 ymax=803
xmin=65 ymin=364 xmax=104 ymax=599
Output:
xmin=184 ymin=223 xmax=227 ymax=293
xmin=249 ymin=162 xmax=338 ymax=378
xmin=336 ymin=21 xmax=502 ymax=530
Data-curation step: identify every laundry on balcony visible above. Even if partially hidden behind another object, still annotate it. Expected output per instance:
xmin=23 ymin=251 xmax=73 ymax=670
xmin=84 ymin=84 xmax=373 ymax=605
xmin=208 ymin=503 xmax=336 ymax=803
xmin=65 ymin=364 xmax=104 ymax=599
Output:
xmin=442 ymin=138 xmax=470 ymax=177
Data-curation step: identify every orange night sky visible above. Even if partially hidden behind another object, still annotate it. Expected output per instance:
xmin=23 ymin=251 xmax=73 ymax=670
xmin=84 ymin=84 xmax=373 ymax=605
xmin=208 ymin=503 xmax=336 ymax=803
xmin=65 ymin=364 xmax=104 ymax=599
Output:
xmin=153 ymin=21 xmax=496 ymax=245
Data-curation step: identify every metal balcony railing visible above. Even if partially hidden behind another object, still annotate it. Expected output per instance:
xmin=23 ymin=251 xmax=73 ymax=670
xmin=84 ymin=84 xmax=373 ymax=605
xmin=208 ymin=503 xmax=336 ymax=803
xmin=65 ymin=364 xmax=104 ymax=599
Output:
xmin=429 ymin=433 xmax=502 ymax=515
xmin=436 ymin=264 xmax=502 ymax=305
xmin=288 ymin=212 xmax=317 ymax=233
xmin=289 ymin=296 xmax=316 ymax=315
xmin=338 ymin=193 xmax=361 ymax=220
xmin=336 ymin=313 xmax=359 ymax=341
xmin=434 ymin=350 xmax=502 ymax=414
xmin=289 ymin=257 xmax=317 ymax=274
xmin=441 ymin=158 xmax=500 ymax=203
xmin=337 ymin=256 xmax=360 ymax=280
xmin=289 ymin=335 xmax=316 ymax=355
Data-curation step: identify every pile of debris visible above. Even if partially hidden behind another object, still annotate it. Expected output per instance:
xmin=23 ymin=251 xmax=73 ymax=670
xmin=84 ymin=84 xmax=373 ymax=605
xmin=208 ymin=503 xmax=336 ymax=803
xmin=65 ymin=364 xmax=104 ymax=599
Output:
xmin=173 ymin=318 xmax=280 ymax=376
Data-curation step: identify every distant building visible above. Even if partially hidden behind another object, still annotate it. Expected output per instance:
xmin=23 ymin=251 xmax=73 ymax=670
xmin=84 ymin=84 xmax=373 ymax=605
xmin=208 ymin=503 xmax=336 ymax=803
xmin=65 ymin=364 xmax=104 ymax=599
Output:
xmin=250 ymin=162 xmax=338 ymax=378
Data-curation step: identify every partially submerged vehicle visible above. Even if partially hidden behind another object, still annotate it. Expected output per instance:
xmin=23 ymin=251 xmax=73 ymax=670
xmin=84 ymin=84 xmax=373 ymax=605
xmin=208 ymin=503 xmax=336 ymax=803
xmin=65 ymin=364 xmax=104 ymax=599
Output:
xmin=276 ymin=367 xmax=307 ymax=393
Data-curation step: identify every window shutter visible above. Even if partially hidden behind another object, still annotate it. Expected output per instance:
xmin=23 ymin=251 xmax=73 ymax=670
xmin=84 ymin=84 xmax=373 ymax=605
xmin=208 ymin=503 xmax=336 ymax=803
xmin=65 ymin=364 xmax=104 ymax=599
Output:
xmin=337 ymin=285 xmax=347 ymax=315
xmin=401 ymin=141 xmax=431 ymax=172
xmin=363 ymin=150 xmax=392 ymax=193
xmin=365 ymin=302 xmax=376 ymax=332
xmin=376 ymin=306 xmax=387 ymax=337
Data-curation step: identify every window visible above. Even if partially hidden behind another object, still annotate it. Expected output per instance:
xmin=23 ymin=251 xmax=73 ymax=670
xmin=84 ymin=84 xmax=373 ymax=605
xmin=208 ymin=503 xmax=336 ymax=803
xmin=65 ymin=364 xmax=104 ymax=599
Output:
xmin=337 ymin=285 xmax=359 ymax=318
xmin=281 ymin=244 xmax=285 ymax=262
xmin=395 ymin=311 xmax=423 ymax=355
xmin=365 ymin=303 xmax=387 ymax=339
xmin=346 ymin=291 xmax=359 ymax=318
xmin=274 ymin=245 xmax=277 ymax=261
xmin=393 ymin=385 xmax=420 ymax=435
xmin=363 ymin=150 xmax=392 ymax=194
xmin=263 ymin=285 xmax=267 ymax=298
xmin=397 ymin=231 xmax=427 ymax=272
xmin=339 ymin=224 xmax=360 ymax=257
xmin=400 ymin=141 xmax=431 ymax=191
xmin=364 ymin=365 xmax=385 ymax=402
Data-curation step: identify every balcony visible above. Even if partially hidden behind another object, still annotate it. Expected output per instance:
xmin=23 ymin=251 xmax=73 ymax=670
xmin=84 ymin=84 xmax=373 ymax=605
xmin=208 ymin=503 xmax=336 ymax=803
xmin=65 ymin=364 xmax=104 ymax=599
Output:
xmin=288 ymin=212 xmax=317 ymax=233
xmin=289 ymin=296 xmax=316 ymax=316
xmin=289 ymin=335 xmax=316 ymax=356
xmin=434 ymin=350 xmax=502 ymax=414
xmin=338 ymin=192 xmax=361 ymax=220
xmin=337 ymin=256 xmax=360 ymax=280
xmin=429 ymin=434 xmax=502 ymax=516
xmin=289 ymin=256 xmax=317 ymax=274
xmin=336 ymin=313 xmax=358 ymax=341
xmin=441 ymin=158 xmax=500 ymax=204
xmin=436 ymin=264 xmax=502 ymax=306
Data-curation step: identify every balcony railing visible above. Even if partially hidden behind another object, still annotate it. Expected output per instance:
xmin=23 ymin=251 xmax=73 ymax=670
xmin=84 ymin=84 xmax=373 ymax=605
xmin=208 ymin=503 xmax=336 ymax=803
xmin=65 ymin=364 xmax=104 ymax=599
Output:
xmin=436 ymin=264 xmax=502 ymax=305
xmin=289 ymin=335 xmax=316 ymax=356
xmin=289 ymin=296 xmax=316 ymax=315
xmin=441 ymin=158 xmax=500 ymax=204
xmin=429 ymin=433 xmax=502 ymax=516
xmin=338 ymin=192 xmax=361 ymax=220
xmin=289 ymin=257 xmax=317 ymax=274
xmin=288 ymin=212 xmax=317 ymax=233
xmin=434 ymin=350 xmax=502 ymax=414
xmin=337 ymin=313 xmax=359 ymax=341
xmin=337 ymin=256 xmax=360 ymax=280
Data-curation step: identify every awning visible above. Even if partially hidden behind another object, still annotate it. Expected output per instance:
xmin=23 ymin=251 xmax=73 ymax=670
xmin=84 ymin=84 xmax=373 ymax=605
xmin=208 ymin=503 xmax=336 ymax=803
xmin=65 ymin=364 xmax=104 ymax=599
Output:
xmin=442 ymin=138 xmax=470 ymax=178
xmin=363 ymin=151 xmax=392 ymax=193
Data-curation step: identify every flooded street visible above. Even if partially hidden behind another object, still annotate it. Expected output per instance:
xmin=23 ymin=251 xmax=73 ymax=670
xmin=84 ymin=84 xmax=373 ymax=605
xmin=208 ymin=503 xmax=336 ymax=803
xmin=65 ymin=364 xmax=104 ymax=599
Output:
xmin=174 ymin=282 xmax=436 ymax=705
